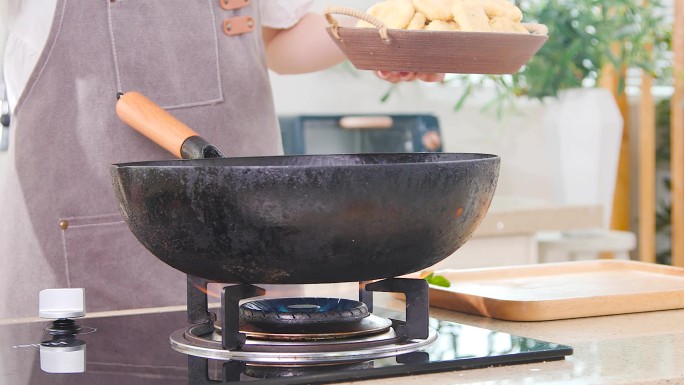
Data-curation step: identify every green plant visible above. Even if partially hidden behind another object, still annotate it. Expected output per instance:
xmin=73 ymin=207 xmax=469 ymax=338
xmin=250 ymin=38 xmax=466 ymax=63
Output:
xmin=655 ymin=98 xmax=672 ymax=265
xmin=379 ymin=0 xmax=670 ymax=110
xmin=511 ymin=0 xmax=669 ymax=99
xmin=656 ymin=98 xmax=672 ymax=165
xmin=655 ymin=178 xmax=671 ymax=265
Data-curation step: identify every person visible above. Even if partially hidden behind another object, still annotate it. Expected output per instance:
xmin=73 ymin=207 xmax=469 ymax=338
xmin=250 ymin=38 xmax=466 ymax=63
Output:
xmin=0 ymin=0 xmax=443 ymax=319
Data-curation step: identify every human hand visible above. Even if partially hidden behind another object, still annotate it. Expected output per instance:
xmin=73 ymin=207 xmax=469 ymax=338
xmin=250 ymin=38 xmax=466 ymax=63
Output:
xmin=375 ymin=71 xmax=445 ymax=83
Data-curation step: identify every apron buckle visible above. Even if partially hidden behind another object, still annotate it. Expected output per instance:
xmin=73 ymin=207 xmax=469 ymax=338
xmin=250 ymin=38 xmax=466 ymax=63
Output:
xmin=223 ymin=16 xmax=255 ymax=36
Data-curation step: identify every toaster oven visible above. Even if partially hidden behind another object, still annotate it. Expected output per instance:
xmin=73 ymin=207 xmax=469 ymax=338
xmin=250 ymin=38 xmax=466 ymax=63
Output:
xmin=279 ymin=114 xmax=443 ymax=155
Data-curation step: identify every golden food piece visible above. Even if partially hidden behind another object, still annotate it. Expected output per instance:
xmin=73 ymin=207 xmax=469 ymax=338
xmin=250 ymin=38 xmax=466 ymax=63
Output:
xmin=479 ymin=0 xmax=505 ymax=17
xmin=504 ymin=6 xmax=523 ymax=22
xmin=480 ymin=0 xmax=523 ymax=21
xmin=356 ymin=0 xmax=416 ymax=29
xmin=407 ymin=12 xmax=428 ymax=29
xmin=452 ymin=0 xmax=491 ymax=32
xmin=412 ymin=0 xmax=456 ymax=21
xmin=489 ymin=16 xmax=528 ymax=33
xmin=357 ymin=0 xmax=530 ymax=34
xmin=425 ymin=19 xmax=460 ymax=31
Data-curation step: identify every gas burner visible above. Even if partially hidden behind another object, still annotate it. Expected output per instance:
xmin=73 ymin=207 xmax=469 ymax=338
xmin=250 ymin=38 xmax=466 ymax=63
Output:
xmin=215 ymin=313 xmax=392 ymax=341
xmin=172 ymin=276 xmax=434 ymax=364
xmin=239 ymin=297 xmax=369 ymax=326
xmin=4 ymin=284 xmax=573 ymax=384
xmin=170 ymin=322 xmax=437 ymax=364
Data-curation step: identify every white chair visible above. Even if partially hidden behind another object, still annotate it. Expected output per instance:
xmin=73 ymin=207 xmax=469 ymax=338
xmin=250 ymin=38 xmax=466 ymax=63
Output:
xmin=537 ymin=229 xmax=636 ymax=262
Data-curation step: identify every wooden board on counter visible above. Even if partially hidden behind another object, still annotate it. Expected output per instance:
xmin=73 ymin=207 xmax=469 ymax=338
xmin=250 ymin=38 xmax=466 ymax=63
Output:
xmin=429 ymin=260 xmax=684 ymax=321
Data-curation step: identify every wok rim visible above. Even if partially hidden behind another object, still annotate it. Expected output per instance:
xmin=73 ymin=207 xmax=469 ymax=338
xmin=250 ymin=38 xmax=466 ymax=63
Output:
xmin=111 ymin=152 xmax=500 ymax=169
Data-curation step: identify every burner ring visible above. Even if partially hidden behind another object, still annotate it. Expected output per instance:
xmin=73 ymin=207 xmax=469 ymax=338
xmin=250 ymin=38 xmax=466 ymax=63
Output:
xmin=170 ymin=324 xmax=438 ymax=364
xmin=240 ymin=298 xmax=369 ymax=325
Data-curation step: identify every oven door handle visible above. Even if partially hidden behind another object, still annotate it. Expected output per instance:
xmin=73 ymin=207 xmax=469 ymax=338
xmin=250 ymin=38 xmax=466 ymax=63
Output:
xmin=339 ymin=116 xmax=393 ymax=130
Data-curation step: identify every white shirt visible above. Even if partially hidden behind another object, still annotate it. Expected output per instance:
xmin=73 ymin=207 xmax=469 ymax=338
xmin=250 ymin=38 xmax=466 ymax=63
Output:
xmin=0 ymin=0 xmax=313 ymax=113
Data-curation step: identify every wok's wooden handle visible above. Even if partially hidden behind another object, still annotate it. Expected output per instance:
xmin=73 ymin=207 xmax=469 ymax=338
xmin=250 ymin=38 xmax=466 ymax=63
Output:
xmin=116 ymin=92 xmax=198 ymax=159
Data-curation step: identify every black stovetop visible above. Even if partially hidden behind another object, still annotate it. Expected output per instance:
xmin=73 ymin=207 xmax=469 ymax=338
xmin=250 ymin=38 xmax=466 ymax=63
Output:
xmin=1 ymin=307 xmax=572 ymax=385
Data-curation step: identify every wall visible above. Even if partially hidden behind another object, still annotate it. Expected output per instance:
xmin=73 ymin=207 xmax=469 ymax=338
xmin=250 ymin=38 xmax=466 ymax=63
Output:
xmin=270 ymin=67 xmax=558 ymax=205
xmin=270 ymin=68 xmax=627 ymax=234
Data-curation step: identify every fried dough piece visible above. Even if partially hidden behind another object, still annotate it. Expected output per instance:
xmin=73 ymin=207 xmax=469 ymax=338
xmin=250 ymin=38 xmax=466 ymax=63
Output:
xmin=479 ymin=0 xmax=505 ymax=17
xmin=425 ymin=20 xmax=460 ymax=31
xmin=489 ymin=16 xmax=529 ymax=33
xmin=412 ymin=0 xmax=456 ymax=21
xmin=452 ymin=0 xmax=491 ymax=32
xmin=504 ymin=6 xmax=523 ymax=22
xmin=479 ymin=0 xmax=523 ymax=21
xmin=357 ymin=0 xmax=527 ymax=33
xmin=357 ymin=0 xmax=416 ymax=29
xmin=407 ymin=12 xmax=428 ymax=29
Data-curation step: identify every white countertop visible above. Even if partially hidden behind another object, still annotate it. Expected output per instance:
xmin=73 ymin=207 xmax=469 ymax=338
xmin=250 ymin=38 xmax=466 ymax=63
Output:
xmin=335 ymin=295 xmax=684 ymax=385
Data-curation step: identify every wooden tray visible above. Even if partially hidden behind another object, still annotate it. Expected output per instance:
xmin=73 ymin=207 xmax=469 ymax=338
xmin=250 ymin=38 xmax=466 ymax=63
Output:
xmin=428 ymin=260 xmax=684 ymax=321
xmin=324 ymin=6 xmax=548 ymax=75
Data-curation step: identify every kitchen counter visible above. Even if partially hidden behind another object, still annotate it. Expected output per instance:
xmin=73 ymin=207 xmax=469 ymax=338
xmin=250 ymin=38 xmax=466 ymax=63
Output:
xmin=337 ymin=295 xmax=684 ymax=385
xmin=3 ymin=293 xmax=681 ymax=384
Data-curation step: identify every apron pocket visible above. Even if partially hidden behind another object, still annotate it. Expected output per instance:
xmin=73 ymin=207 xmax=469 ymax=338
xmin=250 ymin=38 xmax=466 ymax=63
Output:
xmin=108 ymin=0 xmax=223 ymax=109
xmin=60 ymin=213 xmax=186 ymax=312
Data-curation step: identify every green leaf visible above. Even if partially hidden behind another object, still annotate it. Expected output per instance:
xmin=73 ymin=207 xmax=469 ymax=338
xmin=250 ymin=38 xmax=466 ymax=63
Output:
xmin=617 ymin=75 xmax=626 ymax=95
xmin=425 ymin=273 xmax=451 ymax=288
xmin=453 ymin=84 xmax=473 ymax=112
xmin=380 ymin=84 xmax=396 ymax=103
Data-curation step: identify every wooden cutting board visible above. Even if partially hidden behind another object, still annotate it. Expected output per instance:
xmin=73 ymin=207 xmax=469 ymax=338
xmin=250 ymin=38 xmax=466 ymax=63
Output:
xmin=428 ymin=260 xmax=684 ymax=321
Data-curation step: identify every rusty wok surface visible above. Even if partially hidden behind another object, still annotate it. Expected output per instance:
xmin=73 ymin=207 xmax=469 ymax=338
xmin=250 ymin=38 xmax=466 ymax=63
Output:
xmin=110 ymin=152 xmax=499 ymax=284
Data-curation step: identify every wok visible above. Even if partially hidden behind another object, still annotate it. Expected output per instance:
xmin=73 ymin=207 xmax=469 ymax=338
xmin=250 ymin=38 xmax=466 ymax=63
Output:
xmin=110 ymin=92 xmax=500 ymax=284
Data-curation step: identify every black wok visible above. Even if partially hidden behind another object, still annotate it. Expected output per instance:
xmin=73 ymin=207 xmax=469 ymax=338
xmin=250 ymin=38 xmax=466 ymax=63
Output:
xmin=110 ymin=92 xmax=500 ymax=284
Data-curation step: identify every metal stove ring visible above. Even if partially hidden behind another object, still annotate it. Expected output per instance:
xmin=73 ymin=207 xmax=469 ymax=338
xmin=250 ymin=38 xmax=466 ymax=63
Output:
xmin=183 ymin=316 xmax=394 ymax=352
xmin=169 ymin=326 xmax=437 ymax=364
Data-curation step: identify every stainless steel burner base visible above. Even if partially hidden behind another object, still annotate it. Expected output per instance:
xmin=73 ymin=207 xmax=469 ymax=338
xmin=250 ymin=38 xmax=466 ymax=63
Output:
xmin=169 ymin=324 xmax=437 ymax=364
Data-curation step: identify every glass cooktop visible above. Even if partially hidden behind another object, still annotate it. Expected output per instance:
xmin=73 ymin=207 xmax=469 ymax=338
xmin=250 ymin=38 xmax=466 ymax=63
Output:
xmin=1 ymin=308 xmax=572 ymax=384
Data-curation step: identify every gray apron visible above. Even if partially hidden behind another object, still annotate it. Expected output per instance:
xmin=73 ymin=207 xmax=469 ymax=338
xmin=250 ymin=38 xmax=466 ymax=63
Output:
xmin=0 ymin=0 xmax=284 ymax=318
